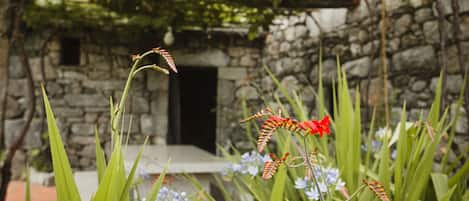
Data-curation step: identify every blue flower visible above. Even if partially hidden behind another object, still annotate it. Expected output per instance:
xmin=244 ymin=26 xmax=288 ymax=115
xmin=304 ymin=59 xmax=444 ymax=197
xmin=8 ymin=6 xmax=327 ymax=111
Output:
xmin=317 ymin=182 xmax=328 ymax=193
xmin=305 ymin=186 xmax=319 ymax=200
xmin=231 ymin=163 xmax=243 ymax=172
xmin=247 ymin=165 xmax=259 ymax=176
xmin=375 ymin=127 xmax=390 ymax=139
xmin=240 ymin=152 xmax=251 ymax=163
xmin=261 ymin=154 xmax=272 ymax=163
xmin=223 ymin=151 xmax=274 ymax=177
xmin=294 ymin=177 xmax=308 ymax=189
xmin=156 ymin=186 xmax=189 ymax=201
xmin=361 ymin=140 xmax=382 ymax=152
xmin=335 ymin=179 xmax=346 ymax=190
xmin=391 ymin=150 xmax=397 ymax=160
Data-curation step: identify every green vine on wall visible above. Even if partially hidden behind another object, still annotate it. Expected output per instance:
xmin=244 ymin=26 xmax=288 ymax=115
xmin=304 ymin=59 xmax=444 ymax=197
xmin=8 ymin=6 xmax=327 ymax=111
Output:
xmin=24 ymin=0 xmax=277 ymax=38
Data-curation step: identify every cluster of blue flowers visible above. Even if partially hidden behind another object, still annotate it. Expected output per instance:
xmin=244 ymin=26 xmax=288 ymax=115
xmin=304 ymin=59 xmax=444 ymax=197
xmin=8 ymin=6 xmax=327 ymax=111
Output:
xmin=139 ymin=187 xmax=189 ymax=201
xmin=223 ymin=151 xmax=271 ymax=177
xmin=294 ymin=167 xmax=345 ymax=200
xmin=361 ymin=127 xmax=397 ymax=159
xmin=155 ymin=187 xmax=189 ymax=201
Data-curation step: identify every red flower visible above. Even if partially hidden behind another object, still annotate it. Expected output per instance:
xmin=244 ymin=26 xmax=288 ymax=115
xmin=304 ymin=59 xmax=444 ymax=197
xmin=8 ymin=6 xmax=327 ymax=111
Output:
xmin=299 ymin=116 xmax=331 ymax=137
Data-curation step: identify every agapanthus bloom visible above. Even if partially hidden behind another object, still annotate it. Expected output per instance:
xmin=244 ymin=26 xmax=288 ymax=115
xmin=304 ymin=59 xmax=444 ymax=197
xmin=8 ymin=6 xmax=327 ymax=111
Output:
xmin=295 ymin=177 xmax=308 ymax=189
xmin=156 ymin=187 xmax=189 ymax=201
xmin=299 ymin=116 xmax=331 ymax=137
xmin=305 ymin=186 xmax=320 ymax=200
xmin=361 ymin=140 xmax=382 ymax=152
xmin=223 ymin=151 xmax=271 ymax=177
xmin=375 ymin=127 xmax=391 ymax=139
xmin=295 ymin=166 xmax=346 ymax=200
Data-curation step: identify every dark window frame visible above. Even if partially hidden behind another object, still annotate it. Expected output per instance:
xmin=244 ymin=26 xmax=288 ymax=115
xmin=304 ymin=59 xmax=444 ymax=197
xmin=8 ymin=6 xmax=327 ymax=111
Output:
xmin=59 ymin=37 xmax=81 ymax=66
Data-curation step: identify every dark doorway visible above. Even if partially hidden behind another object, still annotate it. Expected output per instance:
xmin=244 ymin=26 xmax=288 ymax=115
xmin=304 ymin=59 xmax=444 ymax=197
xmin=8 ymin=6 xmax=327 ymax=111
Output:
xmin=168 ymin=67 xmax=218 ymax=153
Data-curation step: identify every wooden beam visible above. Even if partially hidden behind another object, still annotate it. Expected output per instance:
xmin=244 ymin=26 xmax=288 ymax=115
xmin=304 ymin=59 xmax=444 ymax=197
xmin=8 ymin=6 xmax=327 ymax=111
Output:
xmin=238 ymin=0 xmax=359 ymax=9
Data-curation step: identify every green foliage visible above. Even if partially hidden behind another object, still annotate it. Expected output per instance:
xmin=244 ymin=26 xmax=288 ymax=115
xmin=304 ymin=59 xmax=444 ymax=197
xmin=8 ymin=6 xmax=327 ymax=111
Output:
xmin=25 ymin=163 xmax=31 ymax=201
xmin=211 ymin=59 xmax=469 ymax=201
xmin=145 ymin=160 xmax=170 ymax=201
xmin=95 ymin=127 xmax=106 ymax=183
xmin=42 ymin=86 xmax=82 ymax=201
xmin=24 ymin=0 xmax=276 ymax=38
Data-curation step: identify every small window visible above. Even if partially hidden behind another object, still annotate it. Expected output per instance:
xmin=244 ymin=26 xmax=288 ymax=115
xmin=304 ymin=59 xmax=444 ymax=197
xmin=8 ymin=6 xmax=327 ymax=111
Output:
xmin=60 ymin=37 xmax=80 ymax=65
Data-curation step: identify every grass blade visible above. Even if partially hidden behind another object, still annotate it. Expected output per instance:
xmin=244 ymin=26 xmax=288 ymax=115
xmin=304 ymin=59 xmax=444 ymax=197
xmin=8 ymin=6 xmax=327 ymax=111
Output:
xmin=269 ymin=165 xmax=287 ymax=201
xmin=118 ymin=138 xmax=148 ymax=201
xmin=92 ymin=135 xmax=125 ymax=201
xmin=431 ymin=173 xmax=449 ymax=201
xmin=42 ymin=86 xmax=81 ymax=201
xmin=146 ymin=160 xmax=171 ymax=201
xmin=95 ymin=126 xmax=106 ymax=183
xmin=25 ymin=163 xmax=31 ymax=201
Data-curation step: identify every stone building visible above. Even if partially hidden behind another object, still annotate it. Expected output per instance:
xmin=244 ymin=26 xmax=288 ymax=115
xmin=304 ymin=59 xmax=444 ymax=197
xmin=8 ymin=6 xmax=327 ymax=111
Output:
xmin=3 ymin=0 xmax=469 ymax=170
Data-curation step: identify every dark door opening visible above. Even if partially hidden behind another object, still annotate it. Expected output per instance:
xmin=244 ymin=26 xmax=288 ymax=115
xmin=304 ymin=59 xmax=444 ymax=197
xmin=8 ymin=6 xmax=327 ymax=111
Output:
xmin=168 ymin=67 xmax=218 ymax=153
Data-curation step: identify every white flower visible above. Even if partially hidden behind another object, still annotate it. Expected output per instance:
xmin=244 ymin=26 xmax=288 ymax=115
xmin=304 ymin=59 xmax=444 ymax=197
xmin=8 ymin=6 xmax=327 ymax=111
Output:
xmin=305 ymin=186 xmax=319 ymax=200
xmin=317 ymin=182 xmax=328 ymax=193
xmin=231 ymin=163 xmax=243 ymax=172
xmin=294 ymin=177 xmax=308 ymax=189
xmin=261 ymin=154 xmax=272 ymax=163
xmin=335 ymin=179 xmax=346 ymax=190
xmin=375 ymin=127 xmax=390 ymax=139
xmin=247 ymin=165 xmax=259 ymax=176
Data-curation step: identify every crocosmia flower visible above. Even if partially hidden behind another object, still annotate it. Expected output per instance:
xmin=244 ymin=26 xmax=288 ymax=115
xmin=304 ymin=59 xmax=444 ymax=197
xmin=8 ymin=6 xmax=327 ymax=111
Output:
xmin=299 ymin=116 xmax=331 ymax=137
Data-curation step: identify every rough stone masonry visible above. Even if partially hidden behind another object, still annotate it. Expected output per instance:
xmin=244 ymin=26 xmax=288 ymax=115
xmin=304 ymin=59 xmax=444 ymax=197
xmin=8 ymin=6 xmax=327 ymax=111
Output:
xmin=2 ymin=0 xmax=468 ymax=174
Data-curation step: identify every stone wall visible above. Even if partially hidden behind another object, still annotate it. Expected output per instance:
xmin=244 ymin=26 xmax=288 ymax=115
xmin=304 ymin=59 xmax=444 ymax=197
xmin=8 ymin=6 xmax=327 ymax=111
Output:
xmin=253 ymin=0 xmax=469 ymax=154
xmin=3 ymin=31 xmax=263 ymax=171
xmin=4 ymin=0 xmax=469 ymax=172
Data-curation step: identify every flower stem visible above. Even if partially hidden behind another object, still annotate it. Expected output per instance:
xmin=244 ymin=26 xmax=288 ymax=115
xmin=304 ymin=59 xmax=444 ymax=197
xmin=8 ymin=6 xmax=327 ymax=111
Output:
xmin=111 ymin=50 xmax=154 ymax=137
xmin=345 ymin=184 xmax=366 ymax=201
xmin=303 ymin=137 xmax=325 ymax=201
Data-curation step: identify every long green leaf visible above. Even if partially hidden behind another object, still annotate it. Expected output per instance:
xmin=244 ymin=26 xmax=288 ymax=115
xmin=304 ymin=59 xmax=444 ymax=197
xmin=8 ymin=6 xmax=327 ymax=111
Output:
xmin=92 ymin=135 xmax=125 ymax=201
xmin=146 ymin=160 xmax=171 ymax=201
xmin=449 ymin=160 xmax=469 ymax=187
xmin=42 ymin=86 xmax=81 ymax=201
xmin=394 ymin=102 xmax=407 ymax=200
xmin=25 ymin=163 xmax=31 ymax=201
xmin=95 ymin=127 xmax=106 ymax=183
xmin=241 ymin=99 xmax=256 ymax=149
xmin=440 ymin=186 xmax=457 ymax=201
xmin=431 ymin=173 xmax=449 ymax=201
xmin=334 ymin=61 xmax=361 ymax=193
xmin=118 ymin=138 xmax=148 ymax=201
xmin=269 ymin=165 xmax=287 ymax=201
xmin=213 ymin=175 xmax=234 ymax=201
xmin=316 ymin=43 xmax=329 ymax=158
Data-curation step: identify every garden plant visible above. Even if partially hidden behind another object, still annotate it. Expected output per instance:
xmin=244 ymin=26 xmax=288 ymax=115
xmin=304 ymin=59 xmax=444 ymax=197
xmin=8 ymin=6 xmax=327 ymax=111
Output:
xmin=37 ymin=45 xmax=469 ymax=201
xmin=41 ymin=47 xmax=177 ymax=201
xmin=212 ymin=59 xmax=469 ymax=201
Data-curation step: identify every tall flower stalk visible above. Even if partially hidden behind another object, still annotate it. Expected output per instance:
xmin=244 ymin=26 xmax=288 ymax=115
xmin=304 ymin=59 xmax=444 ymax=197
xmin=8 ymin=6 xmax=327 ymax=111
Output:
xmin=111 ymin=48 xmax=176 ymax=137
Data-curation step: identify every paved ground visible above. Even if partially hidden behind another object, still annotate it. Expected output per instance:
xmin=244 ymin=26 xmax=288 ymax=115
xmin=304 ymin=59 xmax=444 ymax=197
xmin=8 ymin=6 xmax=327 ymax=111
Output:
xmin=6 ymin=181 xmax=56 ymax=201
